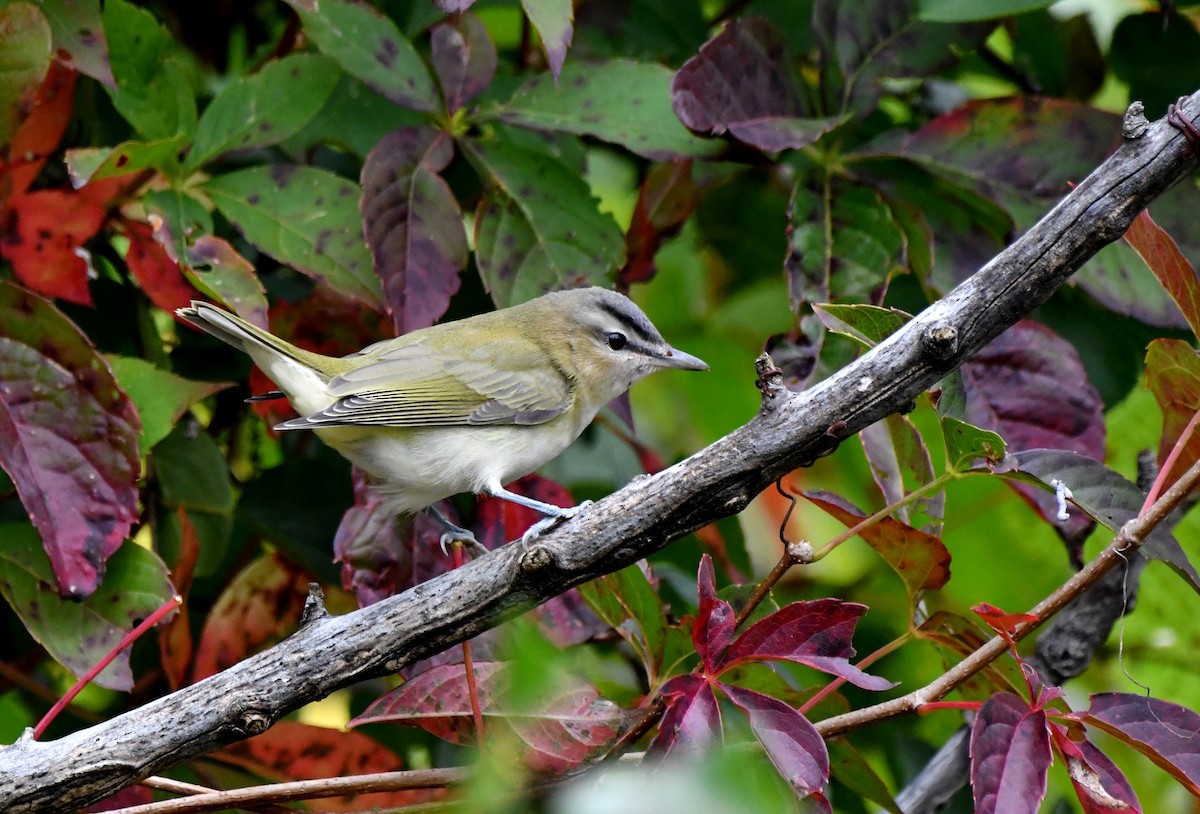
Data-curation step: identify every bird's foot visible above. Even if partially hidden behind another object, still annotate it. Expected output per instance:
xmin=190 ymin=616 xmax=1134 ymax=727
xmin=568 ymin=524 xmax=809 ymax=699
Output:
xmin=440 ymin=529 xmax=488 ymax=559
xmin=519 ymin=500 xmax=594 ymax=550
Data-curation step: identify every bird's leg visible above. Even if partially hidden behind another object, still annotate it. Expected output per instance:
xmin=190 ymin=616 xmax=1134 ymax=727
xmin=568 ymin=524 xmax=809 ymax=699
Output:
xmin=424 ymin=506 xmax=488 ymax=558
xmin=486 ymin=486 xmax=594 ymax=548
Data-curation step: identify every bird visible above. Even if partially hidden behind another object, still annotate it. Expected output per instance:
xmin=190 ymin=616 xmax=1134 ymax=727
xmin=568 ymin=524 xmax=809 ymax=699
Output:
xmin=177 ymin=287 xmax=707 ymax=551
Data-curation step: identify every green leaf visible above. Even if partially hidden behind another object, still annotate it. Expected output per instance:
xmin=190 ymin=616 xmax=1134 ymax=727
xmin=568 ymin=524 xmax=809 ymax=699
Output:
xmin=520 ymin=0 xmax=573 ymax=79
xmin=202 ymin=165 xmax=383 ymax=310
xmin=0 ymin=2 xmax=52 ymax=147
xmin=107 ymin=356 xmax=230 ymax=451
xmin=578 ymin=565 xmax=668 ymax=680
xmin=102 ymin=0 xmax=196 ymax=140
xmin=64 ymin=136 xmax=185 ymax=185
xmin=281 ymin=0 xmax=438 ymax=113
xmin=491 ymin=59 xmax=719 ymax=160
xmin=828 ymin=737 xmax=903 ymax=814
xmin=181 ymin=236 xmax=270 ymax=328
xmin=941 ymin=416 xmax=1006 ymax=472
xmin=812 ymin=303 xmax=911 ymax=348
xmin=281 ymin=73 xmax=424 ymax=159
xmin=35 ymin=0 xmax=114 ymax=87
xmin=0 ymin=524 xmax=173 ymax=691
xmin=153 ymin=422 xmax=234 ymax=515
xmin=143 ymin=188 xmax=213 ymax=265
xmin=918 ymin=0 xmax=1053 ymax=22
xmin=466 ymin=137 xmax=624 ymax=306
xmin=186 ymin=54 xmax=341 ymax=173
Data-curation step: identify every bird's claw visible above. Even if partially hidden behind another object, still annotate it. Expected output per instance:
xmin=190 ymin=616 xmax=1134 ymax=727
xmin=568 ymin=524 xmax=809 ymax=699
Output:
xmin=440 ymin=530 xmax=488 ymax=558
xmin=518 ymin=500 xmax=594 ymax=550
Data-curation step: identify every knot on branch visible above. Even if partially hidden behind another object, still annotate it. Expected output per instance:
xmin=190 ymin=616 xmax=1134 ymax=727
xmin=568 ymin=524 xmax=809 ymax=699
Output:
xmin=922 ymin=322 xmax=959 ymax=362
xmin=754 ymin=352 xmax=787 ymax=410
xmin=1123 ymin=101 xmax=1148 ymax=139
xmin=301 ymin=583 xmax=328 ymax=625
xmin=236 ymin=711 xmax=271 ymax=736
xmin=519 ymin=544 xmax=555 ymax=573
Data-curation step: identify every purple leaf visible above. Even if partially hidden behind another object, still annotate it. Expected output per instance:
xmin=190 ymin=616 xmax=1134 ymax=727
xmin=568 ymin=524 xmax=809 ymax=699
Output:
xmin=1079 ymin=693 xmax=1200 ymax=796
xmin=722 ymin=684 xmax=830 ymax=801
xmin=434 ymin=0 xmax=476 ymax=13
xmin=961 ymin=321 xmax=1104 ymax=543
xmin=520 ymin=0 xmax=573 ymax=79
xmin=694 ymin=553 xmax=734 ymax=671
xmin=860 ymin=413 xmax=944 ymax=535
xmin=0 ymin=283 xmax=140 ymax=597
xmin=333 ymin=472 xmax=416 ymax=606
xmin=720 ymin=596 xmax=895 ymax=691
xmin=1050 ymin=724 xmax=1141 ymax=813
xmin=672 ymin=17 xmax=845 ymax=152
xmin=360 ymin=127 xmax=466 ymax=334
xmin=430 ymin=14 xmax=496 ymax=114
xmin=649 ymin=674 xmax=722 ymax=759
xmin=969 ymin=692 xmax=1052 ymax=814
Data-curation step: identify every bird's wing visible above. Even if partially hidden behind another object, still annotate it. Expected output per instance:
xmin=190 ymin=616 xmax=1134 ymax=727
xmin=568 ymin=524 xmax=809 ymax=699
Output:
xmin=275 ymin=338 xmax=574 ymax=430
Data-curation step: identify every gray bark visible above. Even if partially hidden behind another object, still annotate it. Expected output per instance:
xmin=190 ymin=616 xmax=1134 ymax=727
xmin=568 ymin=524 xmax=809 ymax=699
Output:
xmin=1 ymin=94 xmax=1197 ymax=812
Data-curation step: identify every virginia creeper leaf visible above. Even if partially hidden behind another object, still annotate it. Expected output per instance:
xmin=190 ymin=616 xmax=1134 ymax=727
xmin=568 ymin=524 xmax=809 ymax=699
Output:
xmin=0 ymin=2 xmax=52 ymax=148
xmin=721 ymin=684 xmax=830 ymax=802
xmin=1050 ymin=723 xmax=1141 ymax=813
xmin=940 ymin=416 xmax=1006 ymax=471
xmin=520 ymin=0 xmax=573 ymax=79
xmin=1145 ymin=339 xmax=1200 ymax=495
xmin=649 ymin=673 xmax=722 ymax=759
xmin=431 ymin=14 xmax=496 ymax=114
xmin=969 ymin=692 xmax=1052 ymax=814
xmin=1079 ymin=693 xmax=1200 ymax=797
xmin=695 ymin=553 xmax=734 ymax=670
xmin=578 ymin=562 xmax=668 ymax=681
xmin=0 ymin=283 xmax=140 ymax=596
xmin=360 ymin=127 xmax=466 ymax=334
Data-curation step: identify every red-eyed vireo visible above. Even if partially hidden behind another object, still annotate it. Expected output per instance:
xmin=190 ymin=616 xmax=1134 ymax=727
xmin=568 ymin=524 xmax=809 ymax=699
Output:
xmin=178 ymin=287 xmax=707 ymax=550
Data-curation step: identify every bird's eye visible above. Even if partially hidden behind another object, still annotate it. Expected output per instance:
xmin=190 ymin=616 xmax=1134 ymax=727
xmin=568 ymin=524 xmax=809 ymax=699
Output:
xmin=606 ymin=332 xmax=627 ymax=351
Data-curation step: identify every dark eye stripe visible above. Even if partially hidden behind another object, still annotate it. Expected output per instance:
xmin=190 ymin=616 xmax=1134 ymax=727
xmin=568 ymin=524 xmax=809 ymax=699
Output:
xmin=596 ymin=300 xmax=657 ymax=345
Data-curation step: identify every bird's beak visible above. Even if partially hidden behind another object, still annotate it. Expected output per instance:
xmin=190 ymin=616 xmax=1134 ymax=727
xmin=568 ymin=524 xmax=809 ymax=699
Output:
xmin=657 ymin=346 xmax=709 ymax=371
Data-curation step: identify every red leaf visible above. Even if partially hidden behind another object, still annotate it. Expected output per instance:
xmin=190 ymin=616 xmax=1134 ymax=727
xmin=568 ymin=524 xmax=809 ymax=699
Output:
xmin=0 ymin=283 xmax=140 ymax=596
xmin=721 ymin=684 xmax=830 ymax=802
xmin=2 ymin=189 xmax=106 ymax=305
xmin=694 ymin=553 xmax=734 ymax=671
xmin=1145 ymin=339 xmax=1200 ymax=497
xmin=803 ymin=490 xmax=950 ymax=607
xmin=124 ymin=220 xmax=195 ymax=314
xmin=1122 ymin=208 xmax=1200 ymax=338
xmin=961 ymin=321 xmax=1105 ymax=540
xmin=191 ymin=552 xmax=311 ymax=681
xmin=969 ymin=693 xmax=1052 ymax=814
xmin=430 ymin=14 xmax=496 ymax=113
xmin=354 ymin=661 xmax=504 ymax=742
xmin=972 ymin=602 xmax=1039 ymax=643
xmin=720 ymin=597 xmax=894 ymax=691
xmin=360 ymin=127 xmax=466 ymax=335
xmin=621 ymin=160 xmax=696 ymax=286
xmin=1050 ymin=724 xmax=1141 ymax=813
xmin=649 ymin=673 xmax=722 ymax=759
xmin=220 ymin=721 xmax=438 ymax=811
xmin=1078 ymin=693 xmax=1200 ymax=796
xmin=1 ymin=63 xmax=76 ymax=207
xmin=672 ymin=18 xmax=843 ymax=152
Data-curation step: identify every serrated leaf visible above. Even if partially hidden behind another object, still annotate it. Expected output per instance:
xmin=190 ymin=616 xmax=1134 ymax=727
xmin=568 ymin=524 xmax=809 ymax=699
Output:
xmin=1121 ymin=208 xmax=1200 ymax=338
xmin=281 ymin=0 xmax=438 ymax=113
xmin=186 ymin=54 xmax=340 ymax=172
xmin=1078 ymin=693 xmax=1200 ymax=797
xmin=1005 ymin=449 xmax=1200 ymax=593
xmin=466 ymin=137 xmax=624 ymax=306
xmin=803 ymin=491 xmax=950 ymax=607
xmin=969 ymin=693 xmax=1052 ymax=814
xmin=202 ymin=165 xmax=383 ymax=310
xmin=431 ymin=14 xmax=496 ymax=114
xmin=0 ymin=283 xmax=140 ymax=597
xmin=722 ymin=684 xmax=830 ymax=800
xmin=0 ymin=2 xmax=52 ymax=147
xmin=360 ymin=127 xmax=465 ymax=334
xmin=0 ymin=526 xmax=172 ymax=690
xmin=494 ymin=60 xmax=719 ymax=160
xmin=102 ymin=0 xmax=195 ymax=139
xmin=812 ymin=303 xmax=912 ymax=348
xmin=672 ymin=17 xmax=845 ymax=152
xmin=520 ymin=0 xmax=573 ymax=79
xmin=107 ymin=356 xmax=229 ymax=451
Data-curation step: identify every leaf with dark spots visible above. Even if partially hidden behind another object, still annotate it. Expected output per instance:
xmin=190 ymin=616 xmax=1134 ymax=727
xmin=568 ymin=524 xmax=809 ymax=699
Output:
xmin=0 ymin=283 xmax=140 ymax=597
xmin=431 ymin=14 xmax=496 ymax=114
xmin=122 ymin=219 xmax=195 ymax=315
xmin=621 ymin=160 xmax=696 ymax=286
xmin=1146 ymin=340 xmax=1200 ymax=496
xmin=719 ymin=591 xmax=895 ymax=690
xmin=221 ymin=721 xmax=437 ymax=811
xmin=102 ymin=0 xmax=196 ymax=141
xmin=493 ymin=60 xmax=719 ymax=160
xmin=1004 ymin=449 xmax=1200 ymax=593
xmin=190 ymin=552 xmax=311 ymax=681
xmin=1 ymin=188 xmax=106 ymax=305
xmin=466 ymin=138 xmax=623 ymax=306
xmin=815 ymin=0 xmax=992 ymax=112
xmin=1076 ymin=693 xmax=1200 ymax=796
xmin=648 ymin=673 xmax=722 ymax=759
xmin=282 ymin=0 xmax=439 ymax=113
xmin=360 ymin=127 xmax=466 ymax=334
xmin=672 ymin=18 xmax=846 ymax=152
xmin=2 ymin=61 xmax=76 ymax=203
xmin=721 ymin=684 xmax=830 ymax=801
xmin=180 ymin=236 xmax=270 ymax=329
xmin=185 ymin=54 xmax=340 ymax=172
xmin=0 ymin=2 xmax=52 ymax=149
xmin=520 ymin=0 xmax=573 ymax=79
xmin=36 ymin=0 xmax=114 ymax=88
xmin=969 ymin=693 xmax=1052 ymax=814
xmin=1050 ymin=721 xmax=1141 ymax=813
xmin=1121 ymin=208 xmax=1199 ymax=336
xmin=960 ymin=321 xmax=1104 ymax=541
xmin=0 ymin=525 xmax=173 ymax=690
xmin=803 ymin=490 xmax=950 ymax=610
xmin=202 ymin=165 xmax=383 ymax=310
